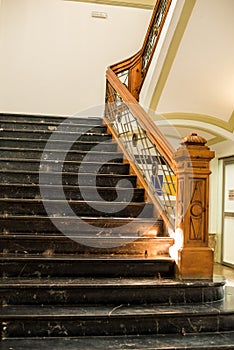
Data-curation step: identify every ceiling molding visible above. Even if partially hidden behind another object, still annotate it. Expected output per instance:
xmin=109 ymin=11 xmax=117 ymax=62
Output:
xmin=149 ymin=0 xmax=197 ymax=111
xmin=65 ymin=0 xmax=154 ymax=9
xmin=156 ymin=122 xmax=227 ymax=146
xmin=159 ymin=112 xmax=234 ymax=133
xmin=229 ymin=110 xmax=234 ymax=130
xmin=207 ymin=136 xmax=227 ymax=147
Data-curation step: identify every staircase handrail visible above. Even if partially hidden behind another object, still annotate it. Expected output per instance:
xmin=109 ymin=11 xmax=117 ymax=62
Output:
xmin=105 ymin=0 xmax=215 ymax=279
xmin=106 ymin=67 xmax=175 ymax=170
xmin=105 ymin=0 xmax=176 ymax=228
xmin=111 ymin=0 xmax=172 ymax=100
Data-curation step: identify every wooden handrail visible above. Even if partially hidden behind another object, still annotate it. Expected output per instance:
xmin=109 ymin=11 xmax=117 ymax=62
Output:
xmin=110 ymin=0 xmax=172 ymax=98
xmin=105 ymin=0 xmax=215 ymax=279
xmin=106 ymin=68 xmax=176 ymax=171
xmin=105 ymin=0 xmax=176 ymax=229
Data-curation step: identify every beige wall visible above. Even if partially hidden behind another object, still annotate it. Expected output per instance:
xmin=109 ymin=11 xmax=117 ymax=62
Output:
xmin=0 ymin=0 xmax=151 ymax=115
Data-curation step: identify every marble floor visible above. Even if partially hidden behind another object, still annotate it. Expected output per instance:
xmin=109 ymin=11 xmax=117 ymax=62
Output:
xmin=214 ymin=262 xmax=234 ymax=286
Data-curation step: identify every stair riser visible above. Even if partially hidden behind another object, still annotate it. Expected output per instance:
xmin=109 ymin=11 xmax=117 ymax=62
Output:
xmin=0 ymin=139 xmax=117 ymax=152
xmin=0 ymin=173 xmax=136 ymax=187
xmin=0 ymin=130 xmax=112 ymax=141
xmin=0 ymin=217 xmax=163 ymax=234
xmin=0 ymin=150 xmax=123 ymax=162
xmin=0 ymin=201 xmax=153 ymax=218
xmin=1 ymin=313 xmax=231 ymax=338
xmin=0 ymin=284 xmax=224 ymax=306
xmin=0 ymin=114 xmax=103 ymax=125
xmin=0 ymin=121 xmax=107 ymax=133
xmin=0 ymin=260 xmax=174 ymax=278
xmin=0 ymin=161 xmax=129 ymax=174
xmin=0 ymin=185 xmax=144 ymax=202
xmin=0 ymin=237 xmax=170 ymax=256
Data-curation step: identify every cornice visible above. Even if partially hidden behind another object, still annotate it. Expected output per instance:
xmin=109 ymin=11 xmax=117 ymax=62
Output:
xmin=65 ymin=0 xmax=154 ymax=9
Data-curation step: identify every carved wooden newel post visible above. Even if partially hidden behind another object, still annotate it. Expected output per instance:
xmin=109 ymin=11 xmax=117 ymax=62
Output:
xmin=174 ymin=133 xmax=215 ymax=279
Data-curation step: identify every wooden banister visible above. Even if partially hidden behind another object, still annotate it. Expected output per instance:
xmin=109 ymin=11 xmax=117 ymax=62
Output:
xmin=104 ymin=0 xmax=215 ymax=279
xmin=110 ymin=0 xmax=172 ymax=100
xmin=106 ymin=68 xmax=176 ymax=171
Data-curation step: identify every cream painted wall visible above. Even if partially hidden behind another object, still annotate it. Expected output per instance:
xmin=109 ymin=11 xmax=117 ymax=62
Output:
xmin=155 ymin=0 xmax=234 ymax=121
xmin=0 ymin=0 xmax=151 ymax=115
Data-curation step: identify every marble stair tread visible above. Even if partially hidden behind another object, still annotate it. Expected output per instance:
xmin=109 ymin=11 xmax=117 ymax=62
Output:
xmin=0 ymin=148 xmax=123 ymax=160
xmin=0 ymin=254 xmax=173 ymax=261
xmin=0 ymin=138 xmax=118 ymax=152
xmin=0 ymin=183 xmax=145 ymax=201
xmin=0 ymin=113 xmax=103 ymax=124
xmin=2 ymin=277 xmax=225 ymax=306
xmin=0 ymin=215 xmax=160 ymax=222
xmin=2 ymin=332 xmax=234 ymax=349
xmin=0 ymin=159 xmax=129 ymax=173
xmin=0 ymin=170 xmax=137 ymax=187
xmin=0 ymin=118 xmax=105 ymax=127
xmin=1 ymin=288 xmax=234 ymax=337
xmin=1 ymin=294 xmax=233 ymax=317
xmin=0 ymin=234 xmax=172 ymax=257
xmin=0 ymin=217 xmax=164 ymax=239
xmin=0 ymin=120 xmax=107 ymax=132
xmin=0 ymin=255 xmax=175 ymax=278
xmin=0 ymin=275 xmax=225 ymax=287
xmin=0 ymin=198 xmax=153 ymax=218
xmin=0 ymin=129 xmax=112 ymax=140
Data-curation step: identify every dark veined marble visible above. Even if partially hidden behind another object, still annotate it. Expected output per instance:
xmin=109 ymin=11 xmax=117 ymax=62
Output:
xmin=1 ymin=331 xmax=234 ymax=349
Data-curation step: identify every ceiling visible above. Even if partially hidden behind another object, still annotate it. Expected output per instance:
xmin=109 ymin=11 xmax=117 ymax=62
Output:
xmin=140 ymin=0 xmax=234 ymax=154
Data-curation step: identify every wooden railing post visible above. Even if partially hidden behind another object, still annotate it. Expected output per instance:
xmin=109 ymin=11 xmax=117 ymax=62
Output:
xmin=174 ymin=133 xmax=215 ymax=279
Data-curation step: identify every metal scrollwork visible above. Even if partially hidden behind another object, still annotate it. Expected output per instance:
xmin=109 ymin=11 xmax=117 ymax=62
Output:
xmin=105 ymin=81 xmax=176 ymax=225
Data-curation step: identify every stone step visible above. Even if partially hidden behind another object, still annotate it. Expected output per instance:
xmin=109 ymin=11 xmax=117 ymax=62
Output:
xmin=0 ymin=255 xmax=175 ymax=278
xmin=0 ymin=235 xmax=172 ymax=256
xmin=0 ymin=159 xmax=129 ymax=174
xmin=0 ymin=138 xmax=118 ymax=152
xmin=0 ymin=198 xmax=154 ymax=218
xmin=0 ymin=276 xmax=225 ymax=306
xmin=0 ymin=170 xmax=137 ymax=187
xmin=0 ymin=148 xmax=123 ymax=161
xmin=0 ymin=216 xmax=164 ymax=235
xmin=0 ymin=113 xmax=103 ymax=125
xmin=0 ymin=129 xmax=112 ymax=141
xmin=0 ymin=183 xmax=144 ymax=201
xmin=1 ymin=286 xmax=234 ymax=337
xmin=2 ymin=331 xmax=234 ymax=349
xmin=0 ymin=120 xmax=107 ymax=133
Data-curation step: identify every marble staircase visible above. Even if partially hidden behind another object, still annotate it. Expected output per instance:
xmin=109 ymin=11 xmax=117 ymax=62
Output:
xmin=0 ymin=113 xmax=234 ymax=349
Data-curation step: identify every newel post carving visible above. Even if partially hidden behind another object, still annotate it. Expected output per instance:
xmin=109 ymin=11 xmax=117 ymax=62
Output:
xmin=173 ymin=133 xmax=215 ymax=279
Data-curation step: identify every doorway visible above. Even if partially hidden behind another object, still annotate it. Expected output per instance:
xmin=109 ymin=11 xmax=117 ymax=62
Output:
xmin=222 ymin=157 xmax=234 ymax=267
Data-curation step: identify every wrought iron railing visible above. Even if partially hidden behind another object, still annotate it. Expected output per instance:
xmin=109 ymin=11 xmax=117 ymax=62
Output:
xmin=104 ymin=0 xmax=175 ymax=228
xmin=104 ymin=0 xmax=215 ymax=278
xmin=141 ymin=0 xmax=172 ymax=78
xmin=111 ymin=0 xmax=172 ymax=101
